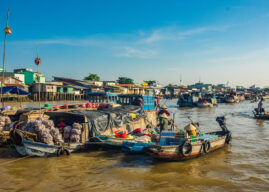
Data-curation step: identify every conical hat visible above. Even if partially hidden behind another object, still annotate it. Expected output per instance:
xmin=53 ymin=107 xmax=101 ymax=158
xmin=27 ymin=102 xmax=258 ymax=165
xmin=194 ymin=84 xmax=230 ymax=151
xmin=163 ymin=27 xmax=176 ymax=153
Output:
xmin=184 ymin=123 xmax=196 ymax=131
xmin=160 ymin=113 xmax=168 ymax=118
xmin=161 ymin=105 xmax=167 ymax=109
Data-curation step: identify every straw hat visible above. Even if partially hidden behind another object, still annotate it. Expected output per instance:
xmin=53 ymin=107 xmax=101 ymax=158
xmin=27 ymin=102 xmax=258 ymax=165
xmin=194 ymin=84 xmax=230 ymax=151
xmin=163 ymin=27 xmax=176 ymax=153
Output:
xmin=184 ymin=123 xmax=196 ymax=131
xmin=161 ymin=105 xmax=167 ymax=109
xmin=160 ymin=113 xmax=168 ymax=118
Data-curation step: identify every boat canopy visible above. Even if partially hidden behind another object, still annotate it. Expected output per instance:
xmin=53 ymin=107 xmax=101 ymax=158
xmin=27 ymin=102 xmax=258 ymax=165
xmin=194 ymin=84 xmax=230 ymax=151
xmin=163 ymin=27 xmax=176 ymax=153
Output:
xmin=88 ymin=92 xmax=118 ymax=104
xmin=1 ymin=86 xmax=30 ymax=95
xmin=118 ymin=94 xmax=155 ymax=110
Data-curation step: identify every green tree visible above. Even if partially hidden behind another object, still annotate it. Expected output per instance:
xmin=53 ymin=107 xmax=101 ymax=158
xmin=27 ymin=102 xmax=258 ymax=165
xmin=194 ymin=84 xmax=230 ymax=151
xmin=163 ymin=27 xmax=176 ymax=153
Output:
xmin=84 ymin=73 xmax=100 ymax=81
xmin=117 ymin=77 xmax=134 ymax=84
xmin=144 ymin=80 xmax=156 ymax=86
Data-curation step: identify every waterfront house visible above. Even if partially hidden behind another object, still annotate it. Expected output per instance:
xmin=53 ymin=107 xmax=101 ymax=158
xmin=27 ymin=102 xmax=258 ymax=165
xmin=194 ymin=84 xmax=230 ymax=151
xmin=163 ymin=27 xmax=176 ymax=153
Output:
xmin=14 ymin=68 xmax=45 ymax=85
xmin=0 ymin=76 xmax=25 ymax=89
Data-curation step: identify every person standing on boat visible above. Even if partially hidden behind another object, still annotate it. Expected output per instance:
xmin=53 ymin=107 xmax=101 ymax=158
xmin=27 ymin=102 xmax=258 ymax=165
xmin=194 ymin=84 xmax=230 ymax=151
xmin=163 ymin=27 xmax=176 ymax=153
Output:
xmin=258 ymin=97 xmax=265 ymax=114
xmin=158 ymin=105 xmax=170 ymax=132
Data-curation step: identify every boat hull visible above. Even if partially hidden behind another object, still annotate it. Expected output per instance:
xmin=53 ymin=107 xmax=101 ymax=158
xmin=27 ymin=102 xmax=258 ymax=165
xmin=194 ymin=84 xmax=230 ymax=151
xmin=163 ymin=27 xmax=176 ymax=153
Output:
xmin=197 ymin=103 xmax=213 ymax=108
xmin=145 ymin=135 xmax=228 ymax=161
xmin=253 ymin=114 xmax=269 ymax=120
xmin=15 ymin=140 xmax=86 ymax=157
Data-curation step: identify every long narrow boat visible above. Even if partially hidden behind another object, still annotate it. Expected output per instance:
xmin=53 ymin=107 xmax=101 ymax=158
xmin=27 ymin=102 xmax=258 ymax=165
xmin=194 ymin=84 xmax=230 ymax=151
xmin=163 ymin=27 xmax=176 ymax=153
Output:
xmin=88 ymin=135 xmax=135 ymax=149
xmin=253 ymin=108 xmax=269 ymax=120
xmin=144 ymin=116 xmax=231 ymax=161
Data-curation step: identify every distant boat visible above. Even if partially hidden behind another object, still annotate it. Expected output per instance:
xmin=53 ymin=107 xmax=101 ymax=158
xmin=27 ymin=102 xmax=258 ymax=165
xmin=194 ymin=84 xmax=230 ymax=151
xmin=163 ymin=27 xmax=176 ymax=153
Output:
xmin=177 ymin=92 xmax=200 ymax=107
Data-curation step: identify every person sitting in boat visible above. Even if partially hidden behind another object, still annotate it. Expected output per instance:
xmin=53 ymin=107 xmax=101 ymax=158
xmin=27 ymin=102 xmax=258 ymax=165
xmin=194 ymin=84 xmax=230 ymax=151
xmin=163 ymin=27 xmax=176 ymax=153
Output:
xmin=158 ymin=105 xmax=170 ymax=132
xmin=258 ymin=97 xmax=265 ymax=114
xmin=133 ymin=97 xmax=143 ymax=107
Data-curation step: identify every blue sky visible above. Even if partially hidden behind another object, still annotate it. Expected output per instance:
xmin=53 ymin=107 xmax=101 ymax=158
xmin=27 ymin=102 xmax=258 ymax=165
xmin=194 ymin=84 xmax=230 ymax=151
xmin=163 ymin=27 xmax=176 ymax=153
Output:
xmin=1 ymin=0 xmax=269 ymax=87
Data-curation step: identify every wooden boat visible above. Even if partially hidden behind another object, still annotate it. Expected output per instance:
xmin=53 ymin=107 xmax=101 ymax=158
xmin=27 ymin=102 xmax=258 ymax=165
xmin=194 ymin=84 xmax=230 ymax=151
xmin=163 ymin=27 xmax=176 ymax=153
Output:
xmin=10 ymin=104 xmax=157 ymax=157
xmin=177 ymin=92 xmax=200 ymax=108
xmin=122 ymin=141 xmax=156 ymax=154
xmin=144 ymin=116 xmax=231 ymax=161
xmin=88 ymin=135 xmax=135 ymax=149
xmin=88 ymin=134 xmax=156 ymax=154
xmin=253 ymin=108 xmax=269 ymax=120
xmin=10 ymin=111 xmax=90 ymax=157
xmin=13 ymin=138 xmax=87 ymax=157
xmin=197 ymin=100 xmax=213 ymax=108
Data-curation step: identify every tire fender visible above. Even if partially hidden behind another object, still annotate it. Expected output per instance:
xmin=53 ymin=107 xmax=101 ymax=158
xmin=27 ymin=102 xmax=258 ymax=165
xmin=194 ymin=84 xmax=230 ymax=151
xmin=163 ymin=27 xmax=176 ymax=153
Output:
xmin=57 ymin=147 xmax=70 ymax=156
xmin=180 ymin=141 xmax=192 ymax=157
xmin=203 ymin=141 xmax=211 ymax=153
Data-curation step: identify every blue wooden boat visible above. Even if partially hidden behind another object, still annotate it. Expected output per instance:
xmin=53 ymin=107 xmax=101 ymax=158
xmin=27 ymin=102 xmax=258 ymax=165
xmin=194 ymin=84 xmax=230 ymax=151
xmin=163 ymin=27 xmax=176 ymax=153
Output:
xmin=121 ymin=141 xmax=156 ymax=154
xmin=88 ymin=92 xmax=119 ymax=104
xmin=88 ymin=135 xmax=135 ymax=149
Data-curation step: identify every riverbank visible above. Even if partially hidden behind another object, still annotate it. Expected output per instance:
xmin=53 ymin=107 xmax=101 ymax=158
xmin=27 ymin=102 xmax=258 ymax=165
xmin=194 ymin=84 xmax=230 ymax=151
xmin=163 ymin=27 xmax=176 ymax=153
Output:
xmin=1 ymin=100 xmax=88 ymax=108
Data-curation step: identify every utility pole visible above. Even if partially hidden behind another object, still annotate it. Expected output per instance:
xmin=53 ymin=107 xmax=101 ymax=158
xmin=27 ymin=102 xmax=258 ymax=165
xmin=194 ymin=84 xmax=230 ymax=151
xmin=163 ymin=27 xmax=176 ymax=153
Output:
xmin=1 ymin=9 xmax=12 ymax=108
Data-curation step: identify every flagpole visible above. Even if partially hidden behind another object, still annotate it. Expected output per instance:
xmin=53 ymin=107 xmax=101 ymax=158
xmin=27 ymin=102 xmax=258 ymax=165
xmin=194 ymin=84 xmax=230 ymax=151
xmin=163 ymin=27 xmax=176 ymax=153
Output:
xmin=1 ymin=9 xmax=12 ymax=108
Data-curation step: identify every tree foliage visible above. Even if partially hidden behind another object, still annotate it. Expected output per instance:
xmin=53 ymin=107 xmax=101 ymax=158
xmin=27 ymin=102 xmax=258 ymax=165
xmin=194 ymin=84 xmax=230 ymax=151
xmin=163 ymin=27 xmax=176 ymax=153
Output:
xmin=117 ymin=77 xmax=134 ymax=84
xmin=84 ymin=73 xmax=100 ymax=81
xmin=144 ymin=80 xmax=156 ymax=86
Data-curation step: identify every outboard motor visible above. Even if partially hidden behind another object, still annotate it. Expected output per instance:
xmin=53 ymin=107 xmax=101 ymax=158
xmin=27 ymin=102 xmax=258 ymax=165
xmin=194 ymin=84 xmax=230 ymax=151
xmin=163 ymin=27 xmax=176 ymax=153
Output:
xmin=216 ymin=116 xmax=229 ymax=132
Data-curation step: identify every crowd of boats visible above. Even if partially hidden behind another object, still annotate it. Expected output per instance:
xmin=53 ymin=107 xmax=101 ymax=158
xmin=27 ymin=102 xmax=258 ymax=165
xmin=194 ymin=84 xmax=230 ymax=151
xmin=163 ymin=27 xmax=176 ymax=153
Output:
xmin=0 ymin=91 xmax=267 ymax=162
xmin=177 ymin=90 xmax=261 ymax=108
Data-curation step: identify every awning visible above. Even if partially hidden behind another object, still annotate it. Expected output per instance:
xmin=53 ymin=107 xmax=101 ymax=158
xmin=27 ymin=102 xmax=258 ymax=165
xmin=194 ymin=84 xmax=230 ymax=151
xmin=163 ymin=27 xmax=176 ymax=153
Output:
xmin=1 ymin=86 xmax=30 ymax=95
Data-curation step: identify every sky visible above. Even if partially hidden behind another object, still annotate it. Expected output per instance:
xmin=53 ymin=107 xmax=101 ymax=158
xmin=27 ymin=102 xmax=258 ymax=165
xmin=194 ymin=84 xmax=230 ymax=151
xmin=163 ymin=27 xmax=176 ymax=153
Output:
xmin=0 ymin=0 xmax=269 ymax=87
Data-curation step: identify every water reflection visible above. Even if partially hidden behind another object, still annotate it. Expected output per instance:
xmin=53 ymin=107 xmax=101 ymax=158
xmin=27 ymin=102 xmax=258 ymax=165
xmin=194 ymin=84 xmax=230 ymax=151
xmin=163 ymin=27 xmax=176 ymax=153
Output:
xmin=0 ymin=99 xmax=269 ymax=192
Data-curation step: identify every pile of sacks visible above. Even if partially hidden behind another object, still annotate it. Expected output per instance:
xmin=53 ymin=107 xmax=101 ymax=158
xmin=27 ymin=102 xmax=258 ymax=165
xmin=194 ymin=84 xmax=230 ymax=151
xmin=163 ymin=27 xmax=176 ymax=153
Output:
xmin=0 ymin=116 xmax=11 ymax=131
xmin=63 ymin=123 xmax=82 ymax=143
xmin=22 ymin=117 xmax=63 ymax=145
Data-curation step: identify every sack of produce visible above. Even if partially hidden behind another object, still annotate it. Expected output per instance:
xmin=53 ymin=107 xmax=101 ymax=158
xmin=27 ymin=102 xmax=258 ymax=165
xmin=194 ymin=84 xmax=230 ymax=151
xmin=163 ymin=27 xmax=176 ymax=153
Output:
xmin=70 ymin=134 xmax=80 ymax=143
xmin=72 ymin=123 xmax=82 ymax=130
xmin=69 ymin=123 xmax=82 ymax=143
xmin=0 ymin=116 xmax=11 ymax=131
xmin=63 ymin=126 xmax=72 ymax=141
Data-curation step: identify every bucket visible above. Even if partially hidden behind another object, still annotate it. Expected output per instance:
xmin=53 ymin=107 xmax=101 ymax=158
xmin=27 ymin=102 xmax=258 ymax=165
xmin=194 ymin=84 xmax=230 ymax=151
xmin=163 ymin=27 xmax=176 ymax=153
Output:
xmin=44 ymin=103 xmax=51 ymax=107
xmin=114 ymin=130 xmax=127 ymax=138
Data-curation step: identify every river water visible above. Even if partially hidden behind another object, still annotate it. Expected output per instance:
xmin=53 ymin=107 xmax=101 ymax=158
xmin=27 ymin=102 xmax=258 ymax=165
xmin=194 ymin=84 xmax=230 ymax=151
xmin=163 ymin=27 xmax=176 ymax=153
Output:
xmin=0 ymin=99 xmax=269 ymax=192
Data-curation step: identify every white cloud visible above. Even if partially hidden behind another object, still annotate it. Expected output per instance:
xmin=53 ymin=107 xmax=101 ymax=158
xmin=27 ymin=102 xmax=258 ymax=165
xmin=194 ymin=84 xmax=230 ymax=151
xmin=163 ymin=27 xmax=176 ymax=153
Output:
xmin=138 ymin=25 xmax=232 ymax=44
xmin=116 ymin=46 xmax=158 ymax=58
xmin=8 ymin=24 xmax=231 ymax=58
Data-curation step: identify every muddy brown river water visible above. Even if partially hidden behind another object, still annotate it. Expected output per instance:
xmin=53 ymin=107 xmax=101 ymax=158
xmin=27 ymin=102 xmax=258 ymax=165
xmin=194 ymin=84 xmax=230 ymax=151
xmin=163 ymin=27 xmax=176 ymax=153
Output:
xmin=0 ymin=99 xmax=269 ymax=192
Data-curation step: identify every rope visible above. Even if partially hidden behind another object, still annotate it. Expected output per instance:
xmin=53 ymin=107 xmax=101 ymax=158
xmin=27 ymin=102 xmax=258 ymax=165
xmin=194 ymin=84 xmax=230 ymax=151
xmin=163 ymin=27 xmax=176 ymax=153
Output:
xmin=0 ymin=155 xmax=32 ymax=166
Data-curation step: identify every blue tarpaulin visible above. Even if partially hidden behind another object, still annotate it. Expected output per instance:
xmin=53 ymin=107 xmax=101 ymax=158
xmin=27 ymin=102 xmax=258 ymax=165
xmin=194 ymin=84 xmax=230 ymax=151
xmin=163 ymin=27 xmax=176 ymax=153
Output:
xmin=1 ymin=86 xmax=30 ymax=95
